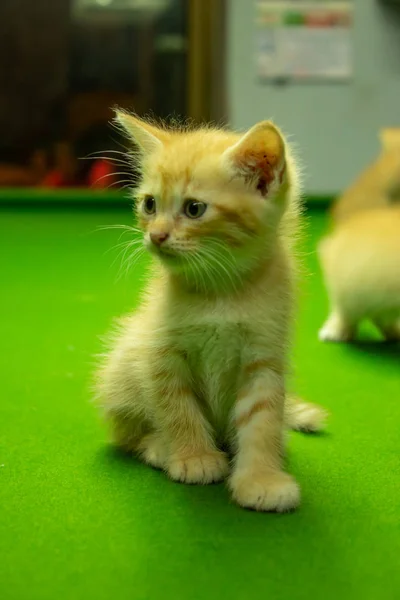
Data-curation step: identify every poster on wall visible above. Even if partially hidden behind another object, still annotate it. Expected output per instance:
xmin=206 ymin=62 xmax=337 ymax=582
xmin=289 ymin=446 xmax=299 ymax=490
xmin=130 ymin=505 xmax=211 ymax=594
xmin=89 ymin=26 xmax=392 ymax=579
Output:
xmin=257 ymin=1 xmax=354 ymax=82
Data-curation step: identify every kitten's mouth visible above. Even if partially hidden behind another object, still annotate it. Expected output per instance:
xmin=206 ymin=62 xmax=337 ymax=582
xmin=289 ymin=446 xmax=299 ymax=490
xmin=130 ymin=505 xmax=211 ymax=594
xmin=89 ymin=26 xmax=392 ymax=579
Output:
xmin=152 ymin=245 xmax=179 ymax=259
xmin=147 ymin=240 xmax=192 ymax=263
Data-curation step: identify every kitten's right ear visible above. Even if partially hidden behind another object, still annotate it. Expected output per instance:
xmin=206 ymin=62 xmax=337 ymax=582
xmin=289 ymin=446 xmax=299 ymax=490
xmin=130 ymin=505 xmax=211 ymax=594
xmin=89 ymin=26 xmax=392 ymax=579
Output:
xmin=114 ymin=110 xmax=166 ymax=154
xmin=222 ymin=121 xmax=286 ymax=198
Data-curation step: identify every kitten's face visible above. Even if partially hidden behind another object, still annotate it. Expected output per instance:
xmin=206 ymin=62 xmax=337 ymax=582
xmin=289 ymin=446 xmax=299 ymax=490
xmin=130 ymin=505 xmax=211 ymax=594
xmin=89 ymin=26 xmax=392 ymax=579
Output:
xmin=117 ymin=114 xmax=292 ymax=290
xmin=136 ymin=149 xmax=269 ymax=262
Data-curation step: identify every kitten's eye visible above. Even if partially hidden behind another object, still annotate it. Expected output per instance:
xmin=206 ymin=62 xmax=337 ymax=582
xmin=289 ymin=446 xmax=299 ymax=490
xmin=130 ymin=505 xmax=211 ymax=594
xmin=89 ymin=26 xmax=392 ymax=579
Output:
xmin=143 ymin=196 xmax=156 ymax=215
xmin=183 ymin=199 xmax=207 ymax=219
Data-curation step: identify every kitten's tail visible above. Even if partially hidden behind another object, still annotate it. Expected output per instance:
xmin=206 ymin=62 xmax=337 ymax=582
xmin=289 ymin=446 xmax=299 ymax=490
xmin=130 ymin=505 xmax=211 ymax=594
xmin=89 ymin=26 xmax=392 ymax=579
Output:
xmin=285 ymin=396 xmax=328 ymax=433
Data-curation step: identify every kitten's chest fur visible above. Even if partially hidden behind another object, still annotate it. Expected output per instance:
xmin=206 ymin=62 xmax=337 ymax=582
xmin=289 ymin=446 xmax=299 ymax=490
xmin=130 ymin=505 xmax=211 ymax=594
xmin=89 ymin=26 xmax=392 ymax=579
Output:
xmin=151 ymin=256 xmax=290 ymax=432
xmin=183 ymin=320 xmax=243 ymax=380
xmin=178 ymin=319 xmax=244 ymax=432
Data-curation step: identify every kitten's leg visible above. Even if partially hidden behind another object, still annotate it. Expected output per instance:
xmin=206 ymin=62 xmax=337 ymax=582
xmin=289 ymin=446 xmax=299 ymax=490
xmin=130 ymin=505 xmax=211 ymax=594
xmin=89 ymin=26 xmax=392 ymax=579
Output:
xmin=152 ymin=350 xmax=229 ymax=484
xmin=136 ymin=431 xmax=168 ymax=469
xmin=106 ymin=407 xmax=149 ymax=453
xmin=105 ymin=411 xmax=168 ymax=470
xmin=285 ymin=396 xmax=328 ymax=433
xmin=102 ymin=368 xmax=167 ymax=469
xmin=229 ymin=362 xmax=300 ymax=512
xmin=99 ymin=386 xmax=164 ymax=467
xmin=319 ymin=310 xmax=356 ymax=342
xmin=374 ymin=316 xmax=400 ymax=342
xmin=96 ymin=340 xmax=160 ymax=463
xmin=163 ymin=398 xmax=229 ymax=484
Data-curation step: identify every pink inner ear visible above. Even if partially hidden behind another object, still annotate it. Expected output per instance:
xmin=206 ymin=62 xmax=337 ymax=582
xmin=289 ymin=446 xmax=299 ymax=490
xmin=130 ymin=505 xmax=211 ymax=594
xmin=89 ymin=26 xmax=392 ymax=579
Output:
xmin=239 ymin=150 xmax=284 ymax=197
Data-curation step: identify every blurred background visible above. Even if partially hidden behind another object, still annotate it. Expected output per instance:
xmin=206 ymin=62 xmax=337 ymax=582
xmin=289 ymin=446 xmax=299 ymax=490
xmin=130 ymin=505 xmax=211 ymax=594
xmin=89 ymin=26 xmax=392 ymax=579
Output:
xmin=1 ymin=3 xmax=400 ymax=600
xmin=0 ymin=0 xmax=226 ymax=190
xmin=0 ymin=0 xmax=399 ymax=196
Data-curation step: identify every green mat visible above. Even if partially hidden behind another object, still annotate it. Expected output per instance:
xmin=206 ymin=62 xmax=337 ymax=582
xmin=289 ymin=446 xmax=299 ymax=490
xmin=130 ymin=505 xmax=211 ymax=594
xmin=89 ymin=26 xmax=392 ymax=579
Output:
xmin=0 ymin=206 xmax=399 ymax=600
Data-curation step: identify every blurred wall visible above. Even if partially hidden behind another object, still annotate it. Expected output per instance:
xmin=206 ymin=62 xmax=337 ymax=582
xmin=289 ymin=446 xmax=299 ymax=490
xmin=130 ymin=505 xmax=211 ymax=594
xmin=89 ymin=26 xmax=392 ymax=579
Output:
xmin=227 ymin=0 xmax=400 ymax=195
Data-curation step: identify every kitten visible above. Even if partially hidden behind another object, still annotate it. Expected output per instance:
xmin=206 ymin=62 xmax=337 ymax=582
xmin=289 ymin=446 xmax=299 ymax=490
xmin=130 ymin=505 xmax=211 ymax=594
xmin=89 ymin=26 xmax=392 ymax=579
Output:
xmin=319 ymin=206 xmax=400 ymax=342
xmin=319 ymin=128 xmax=400 ymax=343
xmin=96 ymin=112 xmax=326 ymax=512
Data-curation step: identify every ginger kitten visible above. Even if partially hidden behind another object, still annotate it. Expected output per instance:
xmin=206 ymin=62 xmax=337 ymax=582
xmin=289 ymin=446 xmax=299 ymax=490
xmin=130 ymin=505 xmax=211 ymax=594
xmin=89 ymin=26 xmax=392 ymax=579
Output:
xmin=96 ymin=113 xmax=325 ymax=512
xmin=319 ymin=128 xmax=400 ymax=343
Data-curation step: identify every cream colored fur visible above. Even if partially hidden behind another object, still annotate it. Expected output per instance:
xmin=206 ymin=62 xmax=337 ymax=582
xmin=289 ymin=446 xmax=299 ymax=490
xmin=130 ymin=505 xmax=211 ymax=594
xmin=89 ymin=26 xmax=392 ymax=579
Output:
xmin=96 ymin=113 xmax=326 ymax=512
xmin=332 ymin=128 xmax=400 ymax=223
xmin=319 ymin=128 xmax=400 ymax=342
xmin=319 ymin=206 xmax=400 ymax=342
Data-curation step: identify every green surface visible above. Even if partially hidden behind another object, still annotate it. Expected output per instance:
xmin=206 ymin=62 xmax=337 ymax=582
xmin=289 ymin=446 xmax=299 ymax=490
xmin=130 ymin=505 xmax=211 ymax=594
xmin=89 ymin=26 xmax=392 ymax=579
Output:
xmin=0 ymin=188 xmax=333 ymax=208
xmin=0 ymin=205 xmax=399 ymax=600
xmin=0 ymin=188 xmax=129 ymax=206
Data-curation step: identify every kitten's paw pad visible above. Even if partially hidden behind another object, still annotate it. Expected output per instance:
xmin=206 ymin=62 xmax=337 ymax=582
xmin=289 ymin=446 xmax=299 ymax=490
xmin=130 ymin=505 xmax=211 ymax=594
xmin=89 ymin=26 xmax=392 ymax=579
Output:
xmin=288 ymin=402 xmax=328 ymax=433
xmin=137 ymin=433 xmax=167 ymax=469
xmin=168 ymin=451 xmax=229 ymax=484
xmin=318 ymin=320 xmax=353 ymax=343
xmin=230 ymin=471 xmax=300 ymax=512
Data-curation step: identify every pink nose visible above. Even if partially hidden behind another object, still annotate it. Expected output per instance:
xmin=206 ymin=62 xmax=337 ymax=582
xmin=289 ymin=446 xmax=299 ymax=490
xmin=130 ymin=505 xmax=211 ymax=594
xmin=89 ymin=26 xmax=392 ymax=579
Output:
xmin=150 ymin=232 xmax=169 ymax=246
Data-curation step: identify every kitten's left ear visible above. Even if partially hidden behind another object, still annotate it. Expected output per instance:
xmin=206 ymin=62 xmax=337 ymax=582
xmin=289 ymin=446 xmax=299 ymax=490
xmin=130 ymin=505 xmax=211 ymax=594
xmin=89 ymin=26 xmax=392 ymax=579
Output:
xmin=114 ymin=110 xmax=167 ymax=155
xmin=222 ymin=121 xmax=286 ymax=197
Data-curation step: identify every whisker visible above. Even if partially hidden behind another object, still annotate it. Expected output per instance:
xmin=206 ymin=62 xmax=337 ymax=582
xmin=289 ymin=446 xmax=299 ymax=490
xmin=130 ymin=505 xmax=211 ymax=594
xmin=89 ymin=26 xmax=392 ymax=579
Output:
xmin=213 ymin=249 xmax=238 ymax=277
xmin=194 ymin=252 xmax=212 ymax=293
xmin=206 ymin=240 xmax=238 ymax=274
xmin=118 ymin=245 xmax=145 ymax=282
xmin=199 ymin=246 xmax=238 ymax=292
xmin=115 ymin=244 xmax=137 ymax=279
xmin=194 ymin=248 xmax=221 ymax=293
xmin=109 ymin=134 xmax=134 ymax=154
xmin=105 ymin=179 xmax=134 ymax=190
xmin=186 ymin=253 xmax=205 ymax=292
xmin=117 ymin=242 xmax=138 ymax=274
xmin=79 ymin=156 xmax=131 ymax=167
xmin=97 ymin=224 xmax=141 ymax=234
xmin=92 ymin=171 xmax=132 ymax=185
xmin=83 ymin=149 xmax=131 ymax=158
xmin=203 ymin=237 xmax=236 ymax=261
xmin=109 ymin=240 xmax=139 ymax=269
xmin=183 ymin=253 xmax=195 ymax=289
xmin=117 ymin=184 xmax=135 ymax=193
xmin=201 ymin=252 xmax=222 ymax=292
xmin=106 ymin=238 xmax=142 ymax=258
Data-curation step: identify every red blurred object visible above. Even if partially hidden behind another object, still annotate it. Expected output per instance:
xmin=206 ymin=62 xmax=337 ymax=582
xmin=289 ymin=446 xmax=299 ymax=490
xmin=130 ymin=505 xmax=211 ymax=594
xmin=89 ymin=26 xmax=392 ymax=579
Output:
xmin=88 ymin=159 xmax=115 ymax=189
xmin=41 ymin=170 xmax=75 ymax=188
xmin=41 ymin=158 xmax=115 ymax=189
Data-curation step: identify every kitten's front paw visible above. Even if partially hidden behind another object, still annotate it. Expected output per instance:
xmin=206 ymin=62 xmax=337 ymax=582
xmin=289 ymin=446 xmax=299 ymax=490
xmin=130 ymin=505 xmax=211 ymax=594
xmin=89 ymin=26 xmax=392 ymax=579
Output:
xmin=168 ymin=451 xmax=229 ymax=484
xmin=229 ymin=470 xmax=300 ymax=512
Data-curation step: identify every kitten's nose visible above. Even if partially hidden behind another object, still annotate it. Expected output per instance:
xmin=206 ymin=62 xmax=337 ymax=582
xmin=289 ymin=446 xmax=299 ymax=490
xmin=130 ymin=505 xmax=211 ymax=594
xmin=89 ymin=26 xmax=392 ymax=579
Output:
xmin=150 ymin=231 xmax=169 ymax=246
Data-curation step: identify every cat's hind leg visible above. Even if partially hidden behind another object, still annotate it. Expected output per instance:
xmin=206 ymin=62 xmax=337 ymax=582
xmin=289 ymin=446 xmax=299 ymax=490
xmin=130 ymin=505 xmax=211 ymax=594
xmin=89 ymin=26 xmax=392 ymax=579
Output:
xmin=101 ymin=393 xmax=169 ymax=470
xmin=95 ymin=325 xmax=167 ymax=467
xmin=136 ymin=431 xmax=167 ymax=469
xmin=105 ymin=406 xmax=151 ymax=453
